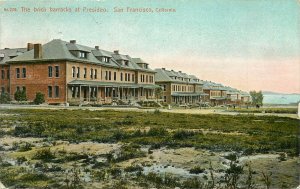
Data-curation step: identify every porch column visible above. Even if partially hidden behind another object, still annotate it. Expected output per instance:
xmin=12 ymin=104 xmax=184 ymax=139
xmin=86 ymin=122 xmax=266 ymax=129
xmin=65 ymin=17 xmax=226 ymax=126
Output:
xmin=104 ymin=87 xmax=106 ymax=103
xmin=79 ymin=86 xmax=81 ymax=103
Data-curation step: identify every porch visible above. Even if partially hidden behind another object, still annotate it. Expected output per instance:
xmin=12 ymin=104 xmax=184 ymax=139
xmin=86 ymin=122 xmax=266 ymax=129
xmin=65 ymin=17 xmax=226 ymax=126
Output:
xmin=171 ymin=92 xmax=205 ymax=105
xmin=67 ymin=80 xmax=158 ymax=105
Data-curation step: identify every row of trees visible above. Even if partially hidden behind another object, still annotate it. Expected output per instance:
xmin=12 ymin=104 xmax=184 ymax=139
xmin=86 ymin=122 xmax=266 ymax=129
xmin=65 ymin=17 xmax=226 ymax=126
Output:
xmin=0 ymin=91 xmax=45 ymax=105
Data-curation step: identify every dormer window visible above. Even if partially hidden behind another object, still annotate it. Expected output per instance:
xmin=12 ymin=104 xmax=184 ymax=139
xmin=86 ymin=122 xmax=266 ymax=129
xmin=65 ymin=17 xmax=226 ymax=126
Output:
xmin=79 ymin=51 xmax=87 ymax=58
xmin=124 ymin=60 xmax=129 ymax=66
xmin=103 ymin=57 xmax=110 ymax=63
xmin=0 ymin=54 xmax=4 ymax=61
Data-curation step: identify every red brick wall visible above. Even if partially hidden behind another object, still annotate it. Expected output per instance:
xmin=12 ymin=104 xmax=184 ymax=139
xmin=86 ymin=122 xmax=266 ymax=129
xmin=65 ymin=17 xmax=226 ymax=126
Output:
xmin=9 ymin=61 xmax=67 ymax=104
xmin=0 ymin=65 xmax=10 ymax=93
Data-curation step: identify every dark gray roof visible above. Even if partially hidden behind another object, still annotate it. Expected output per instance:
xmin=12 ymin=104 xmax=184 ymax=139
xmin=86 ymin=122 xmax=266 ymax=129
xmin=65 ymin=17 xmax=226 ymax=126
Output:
xmin=7 ymin=39 xmax=155 ymax=73
xmin=112 ymin=54 xmax=129 ymax=61
xmin=0 ymin=48 xmax=27 ymax=65
xmin=132 ymin=58 xmax=148 ymax=64
xmin=203 ymin=81 xmax=227 ymax=90
xmin=66 ymin=43 xmax=91 ymax=52
xmin=91 ymin=49 xmax=112 ymax=58
xmin=155 ymin=68 xmax=203 ymax=85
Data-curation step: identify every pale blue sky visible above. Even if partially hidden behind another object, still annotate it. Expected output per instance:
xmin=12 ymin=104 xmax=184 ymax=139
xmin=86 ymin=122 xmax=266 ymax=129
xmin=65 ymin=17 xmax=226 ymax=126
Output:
xmin=1 ymin=0 xmax=299 ymax=93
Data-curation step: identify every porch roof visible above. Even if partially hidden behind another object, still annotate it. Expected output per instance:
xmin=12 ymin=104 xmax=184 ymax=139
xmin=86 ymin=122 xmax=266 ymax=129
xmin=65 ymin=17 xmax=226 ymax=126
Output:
xmin=68 ymin=80 xmax=159 ymax=89
xmin=171 ymin=92 xmax=205 ymax=97
xmin=210 ymin=96 xmax=227 ymax=100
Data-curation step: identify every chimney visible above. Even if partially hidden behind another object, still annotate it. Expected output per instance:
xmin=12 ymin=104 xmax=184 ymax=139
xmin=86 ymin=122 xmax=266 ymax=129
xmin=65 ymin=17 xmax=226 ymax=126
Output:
xmin=27 ymin=43 xmax=34 ymax=51
xmin=34 ymin=44 xmax=42 ymax=59
xmin=178 ymin=71 xmax=182 ymax=73
xmin=162 ymin=68 xmax=165 ymax=70
xmin=114 ymin=50 xmax=119 ymax=54
xmin=95 ymin=46 xmax=99 ymax=50
xmin=70 ymin=40 xmax=76 ymax=44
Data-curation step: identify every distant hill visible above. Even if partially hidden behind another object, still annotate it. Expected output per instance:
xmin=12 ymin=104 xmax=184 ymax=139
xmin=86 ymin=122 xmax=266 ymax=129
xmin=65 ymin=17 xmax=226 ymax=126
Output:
xmin=263 ymin=91 xmax=300 ymax=105
xmin=263 ymin=91 xmax=300 ymax=95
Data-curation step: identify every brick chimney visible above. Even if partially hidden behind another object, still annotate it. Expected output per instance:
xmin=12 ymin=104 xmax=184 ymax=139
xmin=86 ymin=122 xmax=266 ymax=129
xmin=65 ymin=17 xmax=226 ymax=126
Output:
xmin=114 ymin=50 xmax=119 ymax=54
xmin=27 ymin=43 xmax=34 ymax=51
xmin=34 ymin=44 xmax=42 ymax=59
xmin=95 ymin=46 xmax=99 ymax=50
xmin=70 ymin=40 xmax=76 ymax=44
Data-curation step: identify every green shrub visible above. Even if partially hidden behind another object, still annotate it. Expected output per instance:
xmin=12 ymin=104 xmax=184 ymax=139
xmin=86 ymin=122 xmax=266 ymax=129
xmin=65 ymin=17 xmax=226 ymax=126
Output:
xmin=33 ymin=92 xmax=45 ymax=105
xmin=173 ymin=130 xmax=196 ymax=140
xmin=0 ymin=92 xmax=11 ymax=103
xmin=189 ymin=166 xmax=205 ymax=174
xmin=18 ymin=142 xmax=33 ymax=152
xmin=33 ymin=148 xmax=55 ymax=162
xmin=124 ymin=165 xmax=143 ymax=172
xmin=114 ymin=144 xmax=146 ymax=162
xmin=147 ymin=128 xmax=167 ymax=137
xmin=14 ymin=90 xmax=27 ymax=102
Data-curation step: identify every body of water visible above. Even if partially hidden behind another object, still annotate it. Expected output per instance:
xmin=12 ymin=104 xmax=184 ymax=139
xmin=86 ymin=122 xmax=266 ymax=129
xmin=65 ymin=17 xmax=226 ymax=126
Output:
xmin=263 ymin=94 xmax=300 ymax=105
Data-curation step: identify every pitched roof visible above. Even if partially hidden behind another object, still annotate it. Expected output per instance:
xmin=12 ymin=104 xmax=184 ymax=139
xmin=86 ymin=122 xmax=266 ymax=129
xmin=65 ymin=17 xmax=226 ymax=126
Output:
xmin=132 ymin=58 xmax=148 ymax=64
xmin=154 ymin=68 xmax=203 ymax=85
xmin=7 ymin=39 xmax=155 ymax=73
xmin=0 ymin=48 xmax=27 ymax=65
xmin=203 ymin=81 xmax=227 ymax=90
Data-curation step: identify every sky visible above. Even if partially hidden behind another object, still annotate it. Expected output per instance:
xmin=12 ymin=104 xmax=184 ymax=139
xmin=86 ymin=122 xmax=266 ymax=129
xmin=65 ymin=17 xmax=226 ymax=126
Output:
xmin=0 ymin=0 xmax=299 ymax=93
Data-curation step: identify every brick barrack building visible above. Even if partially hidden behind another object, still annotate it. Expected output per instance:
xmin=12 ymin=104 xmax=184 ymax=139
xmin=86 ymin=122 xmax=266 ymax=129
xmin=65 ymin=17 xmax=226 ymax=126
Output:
xmin=0 ymin=39 xmax=250 ymax=106
xmin=0 ymin=39 xmax=158 ymax=105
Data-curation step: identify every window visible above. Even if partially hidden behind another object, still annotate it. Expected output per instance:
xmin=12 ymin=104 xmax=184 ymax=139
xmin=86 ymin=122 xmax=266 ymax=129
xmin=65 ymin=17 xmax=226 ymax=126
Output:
xmin=16 ymin=68 xmax=20 ymax=78
xmin=140 ymin=75 xmax=142 ymax=82
xmin=1 ymin=87 xmax=4 ymax=94
xmin=79 ymin=51 xmax=87 ymax=58
xmin=105 ymin=71 xmax=108 ymax=80
xmin=94 ymin=69 xmax=97 ymax=79
xmin=142 ymin=75 xmax=145 ymax=82
xmin=108 ymin=71 xmax=111 ymax=80
xmin=120 ymin=73 xmax=123 ymax=81
xmin=146 ymin=75 xmax=148 ymax=83
xmin=128 ymin=73 xmax=130 ymax=81
xmin=72 ymin=87 xmax=76 ymax=98
xmin=54 ymin=86 xmax=59 ymax=98
xmin=22 ymin=68 xmax=26 ymax=78
xmin=125 ymin=73 xmax=127 ymax=81
xmin=103 ymin=57 xmax=110 ymax=63
xmin=164 ymin=96 xmax=167 ymax=102
xmin=113 ymin=72 xmax=116 ymax=81
xmin=22 ymin=86 xmax=26 ymax=92
xmin=1 ymin=70 xmax=4 ymax=79
xmin=7 ymin=69 xmax=9 ymax=79
xmin=90 ymin=69 xmax=93 ymax=79
xmin=16 ymin=86 xmax=20 ymax=91
xmin=48 ymin=66 xmax=53 ymax=77
xmin=55 ymin=66 xmax=59 ymax=77
xmin=163 ymin=85 xmax=166 ymax=91
xmin=124 ymin=61 xmax=129 ymax=66
xmin=77 ymin=67 xmax=80 ymax=78
xmin=84 ymin=68 xmax=87 ymax=78
xmin=72 ymin=66 xmax=76 ymax=78
xmin=48 ymin=86 xmax=52 ymax=98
